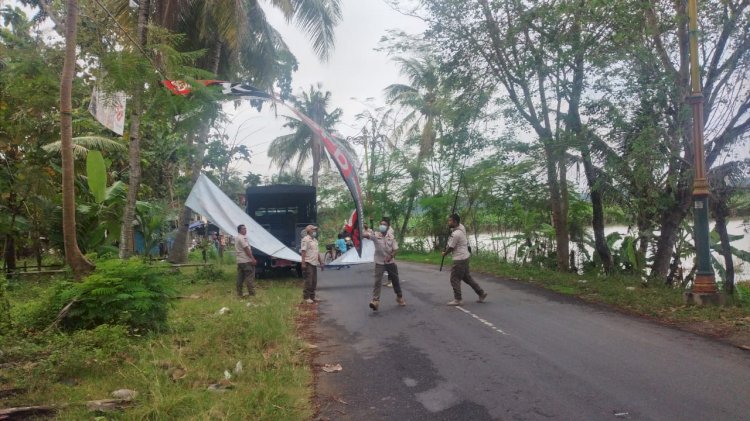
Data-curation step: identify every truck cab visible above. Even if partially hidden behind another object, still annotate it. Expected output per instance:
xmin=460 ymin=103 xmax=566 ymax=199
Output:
xmin=245 ymin=184 xmax=316 ymax=277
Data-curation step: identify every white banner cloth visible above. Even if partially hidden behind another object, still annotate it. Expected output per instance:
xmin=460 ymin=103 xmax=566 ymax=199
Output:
xmin=185 ymin=174 xmax=301 ymax=262
xmin=88 ymin=88 xmax=126 ymax=135
xmin=328 ymin=238 xmax=374 ymax=266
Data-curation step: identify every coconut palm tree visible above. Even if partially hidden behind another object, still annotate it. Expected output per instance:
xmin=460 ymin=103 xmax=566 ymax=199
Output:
xmin=60 ymin=0 xmax=95 ymax=277
xmin=384 ymin=56 xmax=445 ymax=239
xmin=166 ymin=0 xmax=343 ymax=263
xmin=268 ymin=84 xmax=351 ymax=187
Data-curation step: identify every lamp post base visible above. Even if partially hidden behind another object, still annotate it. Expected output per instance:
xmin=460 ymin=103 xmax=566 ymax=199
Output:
xmin=692 ymin=273 xmax=718 ymax=294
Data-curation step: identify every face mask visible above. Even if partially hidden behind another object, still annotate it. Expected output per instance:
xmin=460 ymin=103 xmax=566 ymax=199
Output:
xmin=379 ymin=225 xmax=387 ymax=233
xmin=311 ymin=231 xmax=317 ymax=238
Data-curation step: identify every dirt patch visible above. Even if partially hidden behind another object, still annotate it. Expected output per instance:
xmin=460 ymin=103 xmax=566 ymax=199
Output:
xmin=295 ymin=303 xmax=324 ymax=420
xmin=676 ymin=320 xmax=750 ymax=350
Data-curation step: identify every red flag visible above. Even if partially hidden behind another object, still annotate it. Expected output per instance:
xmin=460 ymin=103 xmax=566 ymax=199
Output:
xmin=161 ymin=80 xmax=225 ymax=95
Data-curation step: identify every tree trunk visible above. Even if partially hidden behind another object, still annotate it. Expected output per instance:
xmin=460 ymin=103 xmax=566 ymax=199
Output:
xmin=4 ymin=235 xmax=15 ymax=278
xmin=712 ymin=199 xmax=735 ymax=294
xmin=119 ymin=0 xmax=150 ymax=259
xmin=61 ymin=0 xmax=94 ymax=278
xmin=565 ymin=23 xmax=613 ymax=273
xmin=397 ymin=117 xmax=434 ymax=241
xmin=558 ymin=148 xmax=570 ymax=271
xmin=581 ymin=148 xmax=613 ymax=273
xmin=651 ymin=190 xmax=691 ymax=283
xmin=168 ymin=124 xmax=211 ymax=263
xmin=544 ymin=141 xmax=569 ymax=271
xmin=310 ymin=99 xmax=323 ymax=188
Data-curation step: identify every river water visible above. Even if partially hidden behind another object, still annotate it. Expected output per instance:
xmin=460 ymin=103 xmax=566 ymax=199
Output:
xmin=406 ymin=219 xmax=750 ymax=282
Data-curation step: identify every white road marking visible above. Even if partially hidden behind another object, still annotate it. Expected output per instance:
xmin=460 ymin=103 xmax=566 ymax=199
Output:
xmin=455 ymin=306 xmax=508 ymax=335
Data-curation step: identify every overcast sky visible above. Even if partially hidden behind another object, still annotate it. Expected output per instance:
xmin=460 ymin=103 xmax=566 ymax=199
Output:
xmin=223 ymin=0 xmax=426 ymax=180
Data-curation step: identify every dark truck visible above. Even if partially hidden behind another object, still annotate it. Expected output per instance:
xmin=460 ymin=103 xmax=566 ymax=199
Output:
xmin=245 ymin=184 xmax=317 ymax=277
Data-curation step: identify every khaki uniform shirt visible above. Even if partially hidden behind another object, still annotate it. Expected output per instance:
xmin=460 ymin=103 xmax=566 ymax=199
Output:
xmin=300 ymin=234 xmax=320 ymax=266
xmin=235 ymin=234 xmax=253 ymax=263
xmin=372 ymin=231 xmax=398 ymax=265
xmin=447 ymin=224 xmax=470 ymax=261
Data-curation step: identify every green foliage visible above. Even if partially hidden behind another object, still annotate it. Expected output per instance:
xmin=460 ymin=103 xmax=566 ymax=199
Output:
xmin=36 ymin=325 xmax=131 ymax=381
xmin=59 ymin=260 xmax=176 ymax=332
xmin=86 ymin=150 xmax=107 ymax=203
xmin=2 ymin=266 xmax=314 ymax=419
xmin=135 ymin=200 xmax=174 ymax=258
xmin=191 ymin=264 xmax=226 ymax=283
xmin=11 ymin=280 xmax=72 ymax=331
xmin=591 ymin=232 xmax=647 ymax=275
xmin=0 ymin=278 xmax=11 ymax=335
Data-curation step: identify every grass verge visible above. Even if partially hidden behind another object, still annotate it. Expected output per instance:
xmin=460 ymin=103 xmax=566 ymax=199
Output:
xmin=399 ymin=251 xmax=750 ymax=347
xmin=0 ymin=263 xmax=314 ymax=420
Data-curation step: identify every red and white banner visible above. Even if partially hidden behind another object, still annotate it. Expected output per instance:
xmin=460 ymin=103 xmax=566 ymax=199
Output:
xmin=162 ymin=81 xmax=365 ymax=256
xmin=284 ymin=105 xmax=365 ymax=256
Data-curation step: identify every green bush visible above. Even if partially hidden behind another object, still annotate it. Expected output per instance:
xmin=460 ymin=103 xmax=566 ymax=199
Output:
xmin=191 ymin=264 xmax=225 ymax=283
xmin=57 ymin=259 xmax=176 ymax=332
xmin=11 ymin=281 xmax=71 ymax=331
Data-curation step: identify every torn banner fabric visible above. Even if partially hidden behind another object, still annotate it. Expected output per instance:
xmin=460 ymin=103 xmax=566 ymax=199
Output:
xmin=328 ymin=238 xmax=374 ymax=266
xmin=185 ymin=174 xmax=301 ymax=262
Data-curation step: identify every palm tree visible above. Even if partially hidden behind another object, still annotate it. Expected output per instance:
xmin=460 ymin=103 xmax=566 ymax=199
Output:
xmin=268 ymin=84 xmax=348 ymax=187
xmin=166 ymin=0 xmax=343 ymax=263
xmin=384 ymin=56 xmax=444 ymax=239
xmin=60 ymin=0 xmax=95 ymax=277
xmin=118 ymin=0 xmax=151 ymax=259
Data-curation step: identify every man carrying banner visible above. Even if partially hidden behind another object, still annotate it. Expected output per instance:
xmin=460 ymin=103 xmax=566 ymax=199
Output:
xmin=364 ymin=218 xmax=405 ymax=311
xmin=235 ymin=224 xmax=257 ymax=298
xmin=300 ymin=224 xmax=324 ymax=304
xmin=442 ymin=214 xmax=487 ymax=306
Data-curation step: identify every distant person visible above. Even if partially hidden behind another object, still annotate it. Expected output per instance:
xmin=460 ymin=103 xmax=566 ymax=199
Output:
xmin=363 ymin=223 xmax=374 ymax=239
xmin=381 ymin=217 xmax=394 ymax=237
xmin=363 ymin=218 xmax=405 ymax=311
xmin=300 ymin=224 xmax=324 ymax=304
xmin=442 ymin=213 xmax=487 ymax=306
xmin=235 ymin=224 xmax=257 ymax=298
xmin=335 ymin=233 xmax=347 ymax=257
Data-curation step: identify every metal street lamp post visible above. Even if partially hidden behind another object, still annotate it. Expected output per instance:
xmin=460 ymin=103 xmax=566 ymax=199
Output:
xmin=686 ymin=0 xmax=718 ymax=300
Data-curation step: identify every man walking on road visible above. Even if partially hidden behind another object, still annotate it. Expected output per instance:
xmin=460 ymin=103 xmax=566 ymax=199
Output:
xmin=235 ymin=224 xmax=257 ymax=298
xmin=442 ymin=213 xmax=487 ymax=306
xmin=300 ymin=224 xmax=324 ymax=304
xmin=364 ymin=218 xmax=405 ymax=311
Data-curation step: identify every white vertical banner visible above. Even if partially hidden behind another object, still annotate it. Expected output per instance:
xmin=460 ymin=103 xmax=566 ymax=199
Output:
xmin=88 ymin=88 xmax=126 ymax=136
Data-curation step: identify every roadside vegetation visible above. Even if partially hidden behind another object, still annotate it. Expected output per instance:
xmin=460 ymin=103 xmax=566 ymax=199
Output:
xmin=398 ymin=250 xmax=750 ymax=347
xmin=0 ymin=260 xmax=313 ymax=420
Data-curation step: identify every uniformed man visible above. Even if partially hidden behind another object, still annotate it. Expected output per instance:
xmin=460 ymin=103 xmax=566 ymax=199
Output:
xmin=442 ymin=213 xmax=487 ymax=306
xmin=300 ymin=224 xmax=324 ymax=303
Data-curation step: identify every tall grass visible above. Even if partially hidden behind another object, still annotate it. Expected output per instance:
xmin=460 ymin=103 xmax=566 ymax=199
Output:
xmin=1 ymin=265 xmax=313 ymax=420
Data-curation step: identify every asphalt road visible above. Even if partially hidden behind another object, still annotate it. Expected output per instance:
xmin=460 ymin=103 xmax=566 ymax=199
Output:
xmin=311 ymin=261 xmax=750 ymax=421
